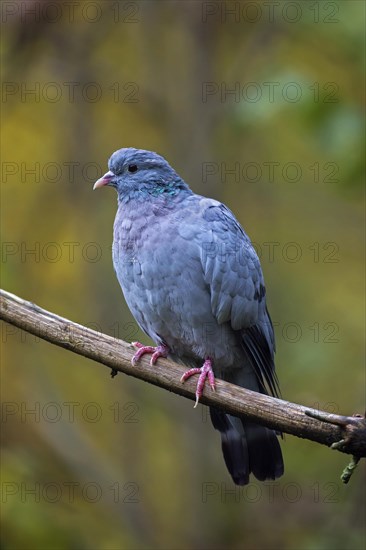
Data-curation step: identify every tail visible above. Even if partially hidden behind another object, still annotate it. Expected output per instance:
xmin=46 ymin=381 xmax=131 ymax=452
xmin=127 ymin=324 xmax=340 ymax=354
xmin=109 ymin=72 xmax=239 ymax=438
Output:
xmin=210 ymin=408 xmax=284 ymax=485
xmin=210 ymin=309 xmax=284 ymax=484
xmin=210 ymin=317 xmax=284 ymax=486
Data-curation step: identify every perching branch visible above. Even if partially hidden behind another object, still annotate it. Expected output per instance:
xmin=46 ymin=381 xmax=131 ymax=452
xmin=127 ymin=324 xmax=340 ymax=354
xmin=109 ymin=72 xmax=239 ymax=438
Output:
xmin=1 ymin=289 xmax=365 ymax=468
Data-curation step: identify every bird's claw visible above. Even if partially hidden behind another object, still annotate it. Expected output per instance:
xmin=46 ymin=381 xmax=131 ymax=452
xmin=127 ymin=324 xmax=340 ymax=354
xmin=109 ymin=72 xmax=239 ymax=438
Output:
xmin=180 ymin=358 xmax=216 ymax=408
xmin=131 ymin=342 xmax=169 ymax=366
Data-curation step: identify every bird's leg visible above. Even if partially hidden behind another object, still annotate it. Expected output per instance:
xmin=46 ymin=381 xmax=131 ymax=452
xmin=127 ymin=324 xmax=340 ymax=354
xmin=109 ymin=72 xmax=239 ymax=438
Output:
xmin=180 ymin=358 xmax=216 ymax=408
xmin=131 ymin=342 xmax=169 ymax=366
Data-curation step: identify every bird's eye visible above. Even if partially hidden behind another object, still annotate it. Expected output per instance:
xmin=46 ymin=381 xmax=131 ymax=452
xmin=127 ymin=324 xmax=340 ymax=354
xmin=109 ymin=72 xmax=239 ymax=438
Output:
xmin=128 ymin=164 xmax=138 ymax=173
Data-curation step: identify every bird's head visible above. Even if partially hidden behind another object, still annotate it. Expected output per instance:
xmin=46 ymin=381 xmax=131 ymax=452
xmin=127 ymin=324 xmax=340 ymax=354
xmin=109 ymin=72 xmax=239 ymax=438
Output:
xmin=93 ymin=148 xmax=191 ymax=203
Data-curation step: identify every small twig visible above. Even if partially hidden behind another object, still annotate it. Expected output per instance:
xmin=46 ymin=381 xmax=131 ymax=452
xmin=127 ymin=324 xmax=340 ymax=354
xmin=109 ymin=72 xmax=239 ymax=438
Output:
xmin=305 ymin=410 xmax=366 ymax=456
xmin=305 ymin=409 xmax=366 ymax=483
xmin=341 ymin=456 xmax=360 ymax=484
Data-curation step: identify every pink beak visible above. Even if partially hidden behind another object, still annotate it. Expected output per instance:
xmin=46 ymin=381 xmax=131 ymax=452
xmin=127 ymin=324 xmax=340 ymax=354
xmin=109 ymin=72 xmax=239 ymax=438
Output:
xmin=93 ymin=170 xmax=115 ymax=190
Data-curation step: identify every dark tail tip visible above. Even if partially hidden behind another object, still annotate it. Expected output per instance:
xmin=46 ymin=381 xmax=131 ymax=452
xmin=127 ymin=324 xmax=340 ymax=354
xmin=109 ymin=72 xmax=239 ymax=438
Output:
xmin=210 ymin=408 xmax=284 ymax=486
xmin=245 ymin=420 xmax=284 ymax=481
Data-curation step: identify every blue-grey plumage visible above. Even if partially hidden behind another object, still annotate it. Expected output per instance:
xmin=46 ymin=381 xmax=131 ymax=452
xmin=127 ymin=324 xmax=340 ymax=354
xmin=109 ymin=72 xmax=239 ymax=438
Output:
xmin=94 ymin=148 xmax=284 ymax=485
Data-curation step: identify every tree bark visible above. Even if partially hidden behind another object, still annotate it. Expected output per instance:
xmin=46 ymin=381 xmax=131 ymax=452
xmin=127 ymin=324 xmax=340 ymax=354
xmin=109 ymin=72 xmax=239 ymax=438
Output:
xmin=1 ymin=289 xmax=365 ymax=460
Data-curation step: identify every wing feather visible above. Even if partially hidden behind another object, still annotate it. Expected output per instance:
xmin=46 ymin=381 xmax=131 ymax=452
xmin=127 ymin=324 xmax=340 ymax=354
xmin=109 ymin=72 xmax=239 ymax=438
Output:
xmin=200 ymin=202 xmax=279 ymax=397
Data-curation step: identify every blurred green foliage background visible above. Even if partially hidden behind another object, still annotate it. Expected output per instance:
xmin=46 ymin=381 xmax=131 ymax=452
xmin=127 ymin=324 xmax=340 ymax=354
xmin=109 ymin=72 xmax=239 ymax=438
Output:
xmin=1 ymin=1 xmax=365 ymax=549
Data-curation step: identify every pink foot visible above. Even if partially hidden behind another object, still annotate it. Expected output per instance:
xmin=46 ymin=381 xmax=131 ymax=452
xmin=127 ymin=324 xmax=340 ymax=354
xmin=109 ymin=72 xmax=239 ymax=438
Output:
xmin=131 ymin=342 xmax=169 ymax=366
xmin=180 ymin=358 xmax=216 ymax=408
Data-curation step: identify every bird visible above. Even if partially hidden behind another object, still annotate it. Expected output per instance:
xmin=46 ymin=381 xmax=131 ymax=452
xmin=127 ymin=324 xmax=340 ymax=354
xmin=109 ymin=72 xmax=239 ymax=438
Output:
xmin=94 ymin=147 xmax=284 ymax=485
